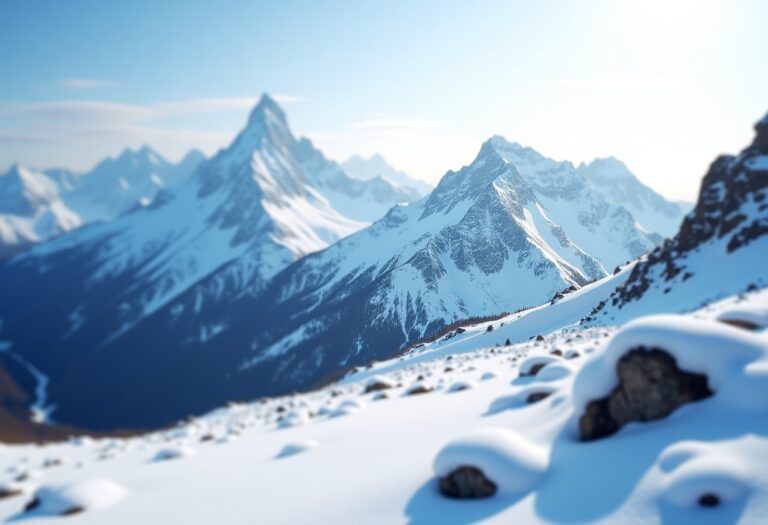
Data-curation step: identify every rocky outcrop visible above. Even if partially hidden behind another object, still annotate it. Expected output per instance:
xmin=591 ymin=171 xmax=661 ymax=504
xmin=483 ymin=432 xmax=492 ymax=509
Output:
xmin=438 ymin=466 xmax=497 ymax=499
xmin=597 ymin=112 xmax=768 ymax=313
xmin=579 ymin=347 xmax=712 ymax=441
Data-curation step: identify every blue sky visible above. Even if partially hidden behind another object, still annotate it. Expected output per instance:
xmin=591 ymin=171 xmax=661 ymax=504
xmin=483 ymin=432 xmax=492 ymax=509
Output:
xmin=1 ymin=0 xmax=766 ymax=200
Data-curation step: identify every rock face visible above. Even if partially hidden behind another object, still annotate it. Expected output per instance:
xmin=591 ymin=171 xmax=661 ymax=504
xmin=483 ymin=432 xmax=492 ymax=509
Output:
xmin=602 ymin=113 xmax=768 ymax=313
xmin=579 ymin=347 xmax=712 ymax=441
xmin=438 ymin=466 xmax=497 ymax=499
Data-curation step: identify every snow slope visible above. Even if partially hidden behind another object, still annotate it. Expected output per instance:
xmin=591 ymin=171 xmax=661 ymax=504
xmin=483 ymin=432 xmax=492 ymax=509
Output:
xmin=0 ymin=289 xmax=766 ymax=524
xmin=0 ymin=165 xmax=81 ymax=253
xmin=577 ymin=157 xmax=688 ymax=237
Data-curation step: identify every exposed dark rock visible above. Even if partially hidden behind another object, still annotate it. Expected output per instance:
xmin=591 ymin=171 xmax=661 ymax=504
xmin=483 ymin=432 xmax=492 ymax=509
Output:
xmin=598 ymin=113 xmax=768 ymax=313
xmin=535 ymin=335 xmax=545 ymax=342
xmin=551 ymin=349 xmax=563 ymax=356
xmin=23 ymin=497 xmax=40 ymax=512
xmin=439 ymin=466 xmax=497 ymax=499
xmin=0 ymin=487 xmax=22 ymax=500
xmin=363 ymin=380 xmax=394 ymax=394
xmin=579 ymin=347 xmax=713 ymax=441
xmin=698 ymin=493 xmax=721 ymax=508
xmin=61 ymin=506 xmax=86 ymax=516
xmin=405 ymin=384 xmax=433 ymax=396
xmin=521 ymin=362 xmax=548 ymax=378
xmin=486 ymin=325 xmax=494 ymax=332
xmin=526 ymin=391 xmax=551 ymax=404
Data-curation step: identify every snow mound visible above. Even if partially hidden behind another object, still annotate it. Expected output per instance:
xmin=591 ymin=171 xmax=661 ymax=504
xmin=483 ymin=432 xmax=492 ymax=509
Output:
xmin=572 ymin=315 xmax=768 ymax=424
xmin=152 ymin=446 xmax=195 ymax=462
xmin=659 ymin=444 xmax=751 ymax=509
xmin=25 ymin=478 xmax=126 ymax=516
xmin=447 ymin=380 xmax=475 ymax=393
xmin=479 ymin=371 xmax=497 ymax=381
xmin=519 ymin=355 xmax=560 ymax=376
xmin=278 ymin=409 xmax=311 ymax=428
xmin=276 ymin=440 xmax=319 ymax=459
xmin=433 ymin=428 xmax=548 ymax=497
xmin=534 ymin=362 xmax=573 ymax=382
xmin=330 ymin=398 xmax=366 ymax=418
xmin=716 ymin=305 xmax=768 ymax=331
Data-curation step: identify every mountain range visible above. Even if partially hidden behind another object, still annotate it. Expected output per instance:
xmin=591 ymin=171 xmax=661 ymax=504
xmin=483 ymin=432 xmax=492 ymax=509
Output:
xmin=342 ymin=153 xmax=433 ymax=198
xmin=0 ymin=147 xmax=205 ymax=257
xmin=0 ymin=95 xmax=718 ymax=432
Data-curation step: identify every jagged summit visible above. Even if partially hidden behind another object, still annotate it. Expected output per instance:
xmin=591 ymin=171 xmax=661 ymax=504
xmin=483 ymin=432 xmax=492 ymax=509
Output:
xmin=751 ymin=111 xmax=768 ymax=151
xmin=245 ymin=93 xmax=290 ymax=134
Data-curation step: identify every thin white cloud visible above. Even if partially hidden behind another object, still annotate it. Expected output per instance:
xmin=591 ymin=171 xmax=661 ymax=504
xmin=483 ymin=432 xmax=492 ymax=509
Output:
xmin=557 ymin=75 xmax=685 ymax=94
xmin=155 ymin=97 xmax=260 ymax=114
xmin=59 ymin=78 xmax=119 ymax=91
xmin=272 ymin=94 xmax=307 ymax=104
xmin=350 ymin=118 xmax=442 ymax=130
xmin=0 ymin=100 xmax=159 ymax=124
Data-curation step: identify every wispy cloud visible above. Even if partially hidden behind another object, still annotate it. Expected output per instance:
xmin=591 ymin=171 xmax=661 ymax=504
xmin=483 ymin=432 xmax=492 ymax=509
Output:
xmin=557 ymin=75 xmax=685 ymax=94
xmin=59 ymin=78 xmax=119 ymax=91
xmin=350 ymin=118 xmax=442 ymax=130
xmin=0 ymin=97 xmax=262 ymax=146
xmin=272 ymin=94 xmax=307 ymax=104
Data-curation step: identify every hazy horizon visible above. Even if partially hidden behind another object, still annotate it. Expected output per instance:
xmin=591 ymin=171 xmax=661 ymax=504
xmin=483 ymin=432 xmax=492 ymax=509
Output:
xmin=2 ymin=0 xmax=767 ymax=200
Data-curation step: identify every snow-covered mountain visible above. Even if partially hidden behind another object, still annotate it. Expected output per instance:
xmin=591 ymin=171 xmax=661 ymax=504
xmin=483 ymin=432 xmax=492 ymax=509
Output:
xmin=58 ymin=146 xmax=205 ymax=222
xmin=0 ymin=165 xmax=81 ymax=256
xmin=18 ymin=134 xmax=667 ymax=429
xmin=0 ymin=148 xmax=205 ymax=256
xmin=577 ymin=157 xmax=689 ymax=237
xmin=0 ymin=94 xmax=423 ymax=429
xmin=342 ymin=153 xmax=432 ymax=197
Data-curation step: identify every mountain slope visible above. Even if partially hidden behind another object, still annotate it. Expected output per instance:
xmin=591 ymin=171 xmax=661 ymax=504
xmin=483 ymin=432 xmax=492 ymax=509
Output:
xmin=0 ymin=165 xmax=81 ymax=256
xmin=577 ymin=157 xmax=688 ymax=237
xmin=342 ymin=153 xmax=432 ymax=197
xmin=49 ymin=135 xmax=668 ymax=429
xmin=0 ymin=94 xmax=422 ymax=429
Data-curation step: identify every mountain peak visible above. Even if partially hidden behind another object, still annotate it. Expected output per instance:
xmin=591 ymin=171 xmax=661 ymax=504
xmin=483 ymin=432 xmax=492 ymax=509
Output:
xmin=752 ymin=111 xmax=768 ymax=152
xmin=247 ymin=93 xmax=288 ymax=129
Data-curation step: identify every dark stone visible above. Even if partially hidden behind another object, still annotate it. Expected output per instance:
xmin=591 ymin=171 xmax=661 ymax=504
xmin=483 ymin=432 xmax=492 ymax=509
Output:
xmin=551 ymin=349 xmax=563 ymax=356
xmin=698 ymin=493 xmax=721 ymax=508
xmin=406 ymin=384 xmax=433 ymax=396
xmin=526 ymin=391 xmax=551 ymax=404
xmin=579 ymin=347 xmax=713 ymax=441
xmin=535 ymin=335 xmax=545 ymax=342
xmin=61 ymin=506 xmax=86 ymax=516
xmin=439 ymin=466 xmax=497 ymax=499
xmin=363 ymin=381 xmax=394 ymax=394
xmin=0 ymin=488 xmax=22 ymax=500
xmin=521 ymin=362 xmax=548 ymax=378
xmin=486 ymin=325 xmax=494 ymax=332
xmin=24 ymin=497 xmax=40 ymax=512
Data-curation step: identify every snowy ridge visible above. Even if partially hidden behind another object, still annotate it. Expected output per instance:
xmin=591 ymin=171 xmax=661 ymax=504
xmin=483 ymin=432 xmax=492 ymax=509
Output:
xmin=0 ymin=148 xmax=204 ymax=254
xmin=342 ymin=153 xmax=432 ymax=198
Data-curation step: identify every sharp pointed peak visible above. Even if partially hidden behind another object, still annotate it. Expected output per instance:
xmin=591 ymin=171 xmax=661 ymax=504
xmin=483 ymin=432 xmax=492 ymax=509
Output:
xmin=247 ymin=93 xmax=288 ymax=127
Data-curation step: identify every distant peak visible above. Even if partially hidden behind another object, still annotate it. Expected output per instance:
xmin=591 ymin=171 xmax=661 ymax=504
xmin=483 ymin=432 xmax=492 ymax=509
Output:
xmin=247 ymin=93 xmax=288 ymax=128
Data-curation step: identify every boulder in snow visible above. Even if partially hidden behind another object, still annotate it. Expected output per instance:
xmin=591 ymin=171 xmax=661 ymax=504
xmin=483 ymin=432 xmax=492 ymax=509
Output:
xmin=433 ymin=428 xmax=547 ymax=498
xmin=578 ymin=347 xmax=712 ymax=441
xmin=363 ymin=376 xmax=396 ymax=394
